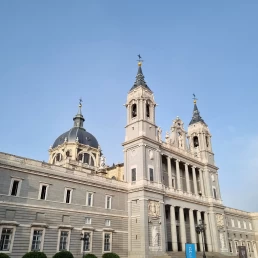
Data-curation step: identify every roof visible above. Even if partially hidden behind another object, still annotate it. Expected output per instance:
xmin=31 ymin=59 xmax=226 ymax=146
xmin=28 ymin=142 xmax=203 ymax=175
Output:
xmin=130 ymin=63 xmax=152 ymax=92
xmin=189 ymin=103 xmax=207 ymax=126
xmin=52 ymin=127 xmax=99 ymax=149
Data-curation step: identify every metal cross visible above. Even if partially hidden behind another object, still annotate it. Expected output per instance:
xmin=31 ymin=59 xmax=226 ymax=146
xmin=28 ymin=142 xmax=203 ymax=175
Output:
xmin=79 ymin=98 xmax=83 ymax=105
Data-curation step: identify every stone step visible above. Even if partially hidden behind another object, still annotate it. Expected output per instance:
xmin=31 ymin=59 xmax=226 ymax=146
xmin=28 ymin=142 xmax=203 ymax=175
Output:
xmin=166 ymin=252 xmax=237 ymax=258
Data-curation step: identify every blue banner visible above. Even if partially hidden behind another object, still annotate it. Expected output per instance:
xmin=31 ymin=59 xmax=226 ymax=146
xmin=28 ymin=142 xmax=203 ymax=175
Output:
xmin=185 ymin=243 xmax=196 ymax=258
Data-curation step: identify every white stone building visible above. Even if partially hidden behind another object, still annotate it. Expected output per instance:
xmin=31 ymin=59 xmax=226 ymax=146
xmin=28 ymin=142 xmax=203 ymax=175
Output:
xmin=0 ymin=61 xmax=258 ymax=258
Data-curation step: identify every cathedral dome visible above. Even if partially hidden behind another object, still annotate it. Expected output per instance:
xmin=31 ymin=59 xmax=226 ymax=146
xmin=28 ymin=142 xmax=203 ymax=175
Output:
xmin=52 ymin=127 xmax=98 ymax=149
xmin=52 ymin=101 xmax=99 ymax=149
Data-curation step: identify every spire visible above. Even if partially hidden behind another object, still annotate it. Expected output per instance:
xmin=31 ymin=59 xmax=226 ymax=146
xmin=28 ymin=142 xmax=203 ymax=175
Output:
xmin=189 ymin=96 xmax=206 ymax=126
xmin=129 ymin=55 xmax=152 ymax=92
xmin=73 ymin=98 xmax=85 ymax=129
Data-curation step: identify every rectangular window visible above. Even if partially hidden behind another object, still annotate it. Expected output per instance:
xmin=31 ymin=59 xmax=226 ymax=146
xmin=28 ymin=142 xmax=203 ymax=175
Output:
xmin=105 ymin=219 xmax=111 ymax=227
xmin=238 ymin=220 xmax=241 ymax=228
xmin=248 ymin=242 xmax=251 ymax=252
xmin=213 ymin=187 xmax=217 ymax=199
xmin=149 ymin=168 xmax=154 ymax=182
xmin=229 ymin=241 xmax=232 ymax=253
xmin=59 ymin=231 xmax=69 ymax=251
xmin=235 ymin=242 xmax=238 ymax=253
xmin=82 ymin=232 xmax=92 ymax=252
xmin=249 ymin=222 xmax=252 ymax=230
xmin=172 ymin=178 xmax=175 ymax=188
xmin=64 ymin=188 xmax=73 ymax=204
xmin=39 ymin=185 xmax=48 ymax=200
xmin=85 ymin=217 xmax=91 ymax=225
xmin=10 ymin=180 xmax=20 ymax=196
xmin=31 ymin=230 xmax=43 ymax=251
xmin=106 ymin=196 xmax=112 ymax=209
xmin=243 ymin=221 xmax=247 ymax=229
xmin=231 ymin=219 xmax=235 ymax=227
xmin=86 ymin=192 xmax=93 ymax=206
xmin=103 ymin=232 xmax=112 ymax=252
xmin=131 ymin=168 xmax=136 ymax=182
xmin=0 ymin=228 xmax=13 ymax=251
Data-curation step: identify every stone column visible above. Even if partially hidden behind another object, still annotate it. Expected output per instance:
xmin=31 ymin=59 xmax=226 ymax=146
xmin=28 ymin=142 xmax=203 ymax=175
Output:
xmin=179 ymin=207 xmax=186 ymax=251
xmin=204 ymin=212 xmax=212 ymax=252
xmin=197 ymin=211 xmax=203 ymax=251
xmin=253 ymin=242 xmax=258 ymax=258
xmin=200 ymin=169 xmax=205 ymax=197
xmin=176 ymin=159 xmax=181 ymax=191
xmin=160 ymin=202 xmax=166 ymax=252
xmin=167 ymin=157 xmax=172 ymax=188
xmin=185 ymin=163 xmax=190 ymax=193
xmin=204 ymin=168 xmax=212 ymax=197
xmin=170 ymin=205 xmax=178 ymax=251
xmin=139 ymin=198 xmax=149 ymax=255
xmin=189 ymin=208 xmax=197 ymax=247
xmin=215 ymin=173 xmax=222 ymax=200
xmin=127 ymin=104 xmax=130 ymax=124
xmin=192 ymin=166 xmax=198 ymax=195
xmin=156 ymin=151 xmax=162 ymax=184
xmin=128 ymin=201 xmax=132 ymax=251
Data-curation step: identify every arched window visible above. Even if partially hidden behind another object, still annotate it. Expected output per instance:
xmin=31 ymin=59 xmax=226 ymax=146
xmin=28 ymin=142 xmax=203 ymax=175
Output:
xmin=53 ymin=153 xmax=63 ymax=164
xmin=146 ymin=103 xmax=150 ymax=118
xmin=205 ymin=136 xmax=209 ymax=147
xmin=193 ymin=136 xmax=199 ymax=147
xmin=78 ymin=152 xmax=95 ymax=166
xmin=131 ymin=104 xmax=137 ymax=118
xmin=111 ymin=176 xmax=116 ymax=180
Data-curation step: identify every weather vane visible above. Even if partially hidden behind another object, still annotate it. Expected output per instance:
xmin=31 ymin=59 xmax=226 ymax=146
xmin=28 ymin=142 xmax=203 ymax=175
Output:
xmin=137 ymin=54 xmax=144 ymax=66
xmin=79 ymin=98 xmax=83 ymax=106
xmin=193 ymin=94 xmax=198 ymax=104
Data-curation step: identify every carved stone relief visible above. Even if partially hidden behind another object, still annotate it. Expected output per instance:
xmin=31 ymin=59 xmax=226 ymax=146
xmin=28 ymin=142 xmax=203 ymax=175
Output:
xmin=148 ymin=150 xmax=154 ymax=160
xmin=216 ymin=214 xmax=224 ymax=228
xmin=148 ymin=201 xmax=160 ymax=218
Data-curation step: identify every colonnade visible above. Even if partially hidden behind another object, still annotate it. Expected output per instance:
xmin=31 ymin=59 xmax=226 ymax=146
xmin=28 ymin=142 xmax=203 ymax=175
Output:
xmin=166 ymin=156 xmax=205 ymax=196
xmin=168 ymin=205 xmax=212 ymax=252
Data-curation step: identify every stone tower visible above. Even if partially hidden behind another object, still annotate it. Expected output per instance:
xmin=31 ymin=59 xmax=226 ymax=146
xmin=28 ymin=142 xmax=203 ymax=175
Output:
xmin=123 ymin=61 xmax=166 ymax=258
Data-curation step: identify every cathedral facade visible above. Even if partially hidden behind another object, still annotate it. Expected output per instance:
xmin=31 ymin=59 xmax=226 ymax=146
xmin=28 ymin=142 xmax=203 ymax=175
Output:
xmin=0 ymin=62 xmax=257 ymax=258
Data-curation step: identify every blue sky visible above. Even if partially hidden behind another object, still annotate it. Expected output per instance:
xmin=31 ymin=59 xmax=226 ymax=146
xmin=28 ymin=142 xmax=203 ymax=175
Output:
xmin=1 ymin=1 xmax=258 ymax=211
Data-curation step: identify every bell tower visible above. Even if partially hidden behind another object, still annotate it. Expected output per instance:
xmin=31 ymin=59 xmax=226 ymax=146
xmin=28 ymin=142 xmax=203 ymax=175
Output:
xmin=124 ymin=60 xmax=157 ymax=142
xmin=187 ymin=97 xmax=214 ymax=165
xmin=123 ymin=58 xmax=166 ymax=258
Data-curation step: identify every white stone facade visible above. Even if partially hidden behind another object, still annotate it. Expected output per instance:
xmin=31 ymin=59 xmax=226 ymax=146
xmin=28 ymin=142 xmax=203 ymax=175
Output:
xmin=0 ymin=63 xmax=257 ymax=258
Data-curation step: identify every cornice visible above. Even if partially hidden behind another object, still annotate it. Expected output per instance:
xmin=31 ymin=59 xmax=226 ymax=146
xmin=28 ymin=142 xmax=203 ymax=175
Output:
xmin=0 ymin=162 xmax=128 ymax=194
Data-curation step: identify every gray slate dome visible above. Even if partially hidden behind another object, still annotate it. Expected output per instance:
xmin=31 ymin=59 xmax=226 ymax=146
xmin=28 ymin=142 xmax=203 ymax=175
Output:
xmin=52 ymin=127 xmax=99 ymax=149
xmin=52 ymin=101 xmax=99 ymax=149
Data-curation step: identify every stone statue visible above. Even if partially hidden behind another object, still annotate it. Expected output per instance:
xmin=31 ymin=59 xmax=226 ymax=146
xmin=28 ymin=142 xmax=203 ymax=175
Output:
xmin=157 ymin=127 xmax=162 ymax=143
xmin=178 ymin=133 xmax=183 ymax=148
xmin=100 ymin=155 xmax=106 ymax=168
xmin=152 ymin=226 xmax=159 ymax=246
xmin=165 ymin=132 xmax=170 ymax=144
xmin=170 ymin=127 xmax=176 ymax=145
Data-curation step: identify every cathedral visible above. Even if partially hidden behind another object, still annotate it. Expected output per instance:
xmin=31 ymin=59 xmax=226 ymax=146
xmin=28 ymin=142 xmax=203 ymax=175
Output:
xmin=0 ymin=61 xmax=257 ymax=258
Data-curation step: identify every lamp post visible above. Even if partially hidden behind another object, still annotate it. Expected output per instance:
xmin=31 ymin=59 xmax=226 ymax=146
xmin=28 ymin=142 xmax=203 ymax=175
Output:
xmin=196 ymin=219 xmax=206 ymax=258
